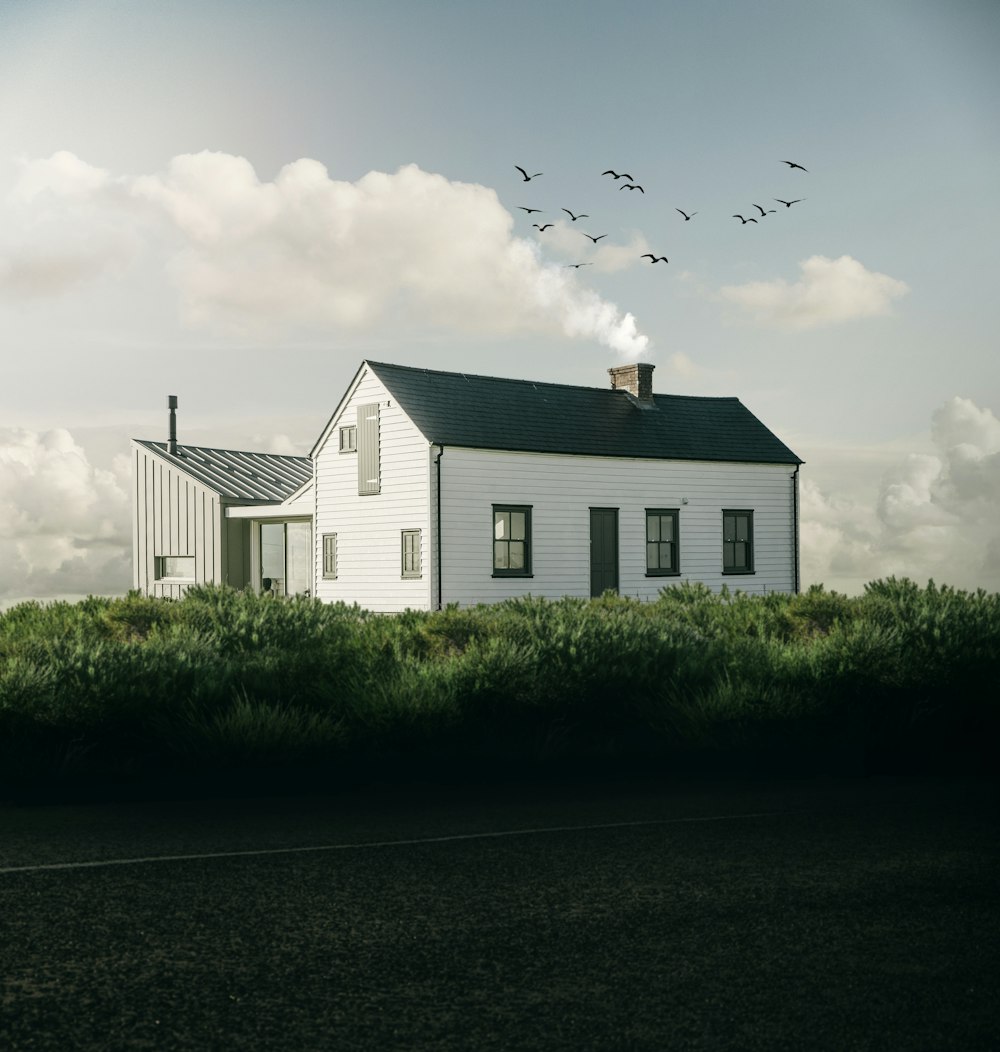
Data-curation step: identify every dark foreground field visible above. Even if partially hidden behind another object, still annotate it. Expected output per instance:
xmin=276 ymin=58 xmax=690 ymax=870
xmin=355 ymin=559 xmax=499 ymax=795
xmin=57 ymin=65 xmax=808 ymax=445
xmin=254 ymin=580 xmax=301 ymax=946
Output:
xmin=1 ymin=775 xmax=997 ymax=1051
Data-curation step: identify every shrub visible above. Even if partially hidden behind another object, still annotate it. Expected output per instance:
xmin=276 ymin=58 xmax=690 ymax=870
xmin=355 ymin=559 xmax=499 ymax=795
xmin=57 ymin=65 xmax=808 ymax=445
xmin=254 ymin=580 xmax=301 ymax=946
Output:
xmin=1 ymin=580 xmax=997 ymax=788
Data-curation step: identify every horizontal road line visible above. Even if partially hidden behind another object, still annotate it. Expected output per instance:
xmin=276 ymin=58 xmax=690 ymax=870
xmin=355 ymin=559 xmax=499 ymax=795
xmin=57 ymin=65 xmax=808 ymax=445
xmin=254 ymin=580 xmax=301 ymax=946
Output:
xmin=0 ymin=810 xmax=795 ymax=876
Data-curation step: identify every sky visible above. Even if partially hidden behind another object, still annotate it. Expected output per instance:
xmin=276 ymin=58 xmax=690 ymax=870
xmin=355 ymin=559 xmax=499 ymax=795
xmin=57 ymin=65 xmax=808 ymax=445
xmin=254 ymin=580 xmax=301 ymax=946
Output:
xmin=1 ymin=0 xmax=998 ymax=605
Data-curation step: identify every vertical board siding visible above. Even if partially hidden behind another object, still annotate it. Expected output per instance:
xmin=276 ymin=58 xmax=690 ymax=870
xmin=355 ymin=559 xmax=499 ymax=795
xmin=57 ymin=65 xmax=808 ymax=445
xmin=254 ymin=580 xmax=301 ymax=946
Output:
xmin=356 ymin=403 xmax=381 ymax=495
xmin=313 ymin=369 xmax=431 ymax=612
xmin=131 ymin=442 xmax=229 ymax=598
xmin=439 ymin=448 xmax=797 ymax=606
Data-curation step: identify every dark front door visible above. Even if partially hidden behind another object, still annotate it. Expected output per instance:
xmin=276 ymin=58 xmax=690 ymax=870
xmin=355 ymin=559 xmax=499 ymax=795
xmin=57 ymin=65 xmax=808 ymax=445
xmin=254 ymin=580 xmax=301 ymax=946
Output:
xmin=590 ymin=508 xmax=619 ymax=597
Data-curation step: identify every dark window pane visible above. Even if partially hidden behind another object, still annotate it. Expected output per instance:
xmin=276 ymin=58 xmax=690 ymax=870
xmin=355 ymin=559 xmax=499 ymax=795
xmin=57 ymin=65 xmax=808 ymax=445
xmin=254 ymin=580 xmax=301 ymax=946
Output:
xmin=494 ymin=541 xmax=508 ymax=569
xmin=736 ymin=516 xmax=749 ymax=542
xmin=510 ymin=511 xmax=525 ymax=541
xmin=509 ymin=542 xmax=524 ymax=569
xmin=647 ymin=541 xmax=658 ymax=569
xmin=494 ymin=512 xmax=509 ymax=541
xmin=647 ymin=516 xmax=660 ymax=543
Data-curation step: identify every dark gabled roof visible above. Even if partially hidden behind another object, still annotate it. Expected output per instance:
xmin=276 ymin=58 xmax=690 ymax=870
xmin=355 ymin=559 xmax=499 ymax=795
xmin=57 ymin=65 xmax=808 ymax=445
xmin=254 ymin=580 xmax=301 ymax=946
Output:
xmin=133 ymin=441 xmax=312 ymax=502
xmin=367 ymin=361 xmax=803 ymax=465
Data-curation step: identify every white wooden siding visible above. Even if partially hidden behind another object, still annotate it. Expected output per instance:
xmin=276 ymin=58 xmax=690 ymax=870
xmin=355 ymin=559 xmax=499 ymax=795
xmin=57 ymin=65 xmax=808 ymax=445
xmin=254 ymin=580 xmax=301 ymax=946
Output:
xmin=312 ymin=368 xmax=432 ymax=612
xmin=438 ymin=447 xmax=797 ymax=605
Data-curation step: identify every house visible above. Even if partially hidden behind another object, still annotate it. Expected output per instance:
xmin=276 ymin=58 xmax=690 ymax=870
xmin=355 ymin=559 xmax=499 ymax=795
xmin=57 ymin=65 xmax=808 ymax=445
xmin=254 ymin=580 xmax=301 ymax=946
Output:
xmin=131 ymin=360 xmax=803 ymax=608
xmin=130 ymin=399 xmax=312 ymax=597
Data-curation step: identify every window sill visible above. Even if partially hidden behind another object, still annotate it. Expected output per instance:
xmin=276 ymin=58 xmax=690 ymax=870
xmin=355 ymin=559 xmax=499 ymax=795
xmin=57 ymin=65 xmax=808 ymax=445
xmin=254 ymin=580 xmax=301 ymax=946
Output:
xmin=492 ymin=573 xmax=533 ymax=579
xmin=646 ymin=571 xmax=681 ymax=578
xmin=722 ymin=570 xmax=756 ymax=575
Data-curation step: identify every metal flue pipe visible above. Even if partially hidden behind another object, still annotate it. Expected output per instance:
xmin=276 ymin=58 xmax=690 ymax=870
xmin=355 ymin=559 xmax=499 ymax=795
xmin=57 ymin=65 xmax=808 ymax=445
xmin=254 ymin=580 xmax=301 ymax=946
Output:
xmin=168 ymin=395 xmax=178 ymax=454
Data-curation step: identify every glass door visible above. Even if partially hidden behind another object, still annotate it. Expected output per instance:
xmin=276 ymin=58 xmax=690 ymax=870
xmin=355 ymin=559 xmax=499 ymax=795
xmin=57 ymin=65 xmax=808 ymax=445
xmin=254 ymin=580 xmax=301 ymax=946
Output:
xmin=260 ymin=522 xmax=286 ymax=596
xmin=285 ymin=522 xmax=311 ymax=596
xmin=259 ymin=521 xmax=312 ymax=597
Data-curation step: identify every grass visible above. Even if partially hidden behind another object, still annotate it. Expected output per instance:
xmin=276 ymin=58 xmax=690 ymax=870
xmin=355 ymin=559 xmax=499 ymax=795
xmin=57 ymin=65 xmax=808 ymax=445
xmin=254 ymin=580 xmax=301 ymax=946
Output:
xmin=0 ymin=579 xmax=997 ymax=793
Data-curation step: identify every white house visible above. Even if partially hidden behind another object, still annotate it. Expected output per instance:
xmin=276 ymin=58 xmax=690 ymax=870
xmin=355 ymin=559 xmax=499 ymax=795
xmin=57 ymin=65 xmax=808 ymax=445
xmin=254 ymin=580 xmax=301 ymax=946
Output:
xmin=132 ymin=360 xmax=803 ymax=608
xmin=130 ymin=400 xmax=311 ymax=597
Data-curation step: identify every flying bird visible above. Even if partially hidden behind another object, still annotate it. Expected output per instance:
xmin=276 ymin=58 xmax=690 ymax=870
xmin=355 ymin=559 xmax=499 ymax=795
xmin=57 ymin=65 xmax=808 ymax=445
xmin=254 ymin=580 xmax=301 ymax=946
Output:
xmin=518 ymin=206 xmax=543 ymax=214
xmin=515 ymin=166 xmax=543 ymax=181
xmin=619 ymin=183 xmax=644 ymax=193
xmin=582 ymin=233 xmax=607 ymax=243
xmin=562 ymin=209 xmax=589 ymax=221
xmin=601 ymin=170 xmax=633 ymax=181
xmin=781 ymin=160 xmax=808 ymax=171
xmin=732 ymin=215 xmax=758 ymax=224
xmin=641 ymin=254 xmax=668 ymax=263
xmin=752 ymin=203 xmax=776 ymax=216
xmin=774 ymin=198 xmax=805 ymax=208
xmin=676 ymin=209 xmax=697 ymax=221
xmin=564 ymin=263 xmax=593 ymax=268
xmin=532 ymin=223 xmax=554 ymax=231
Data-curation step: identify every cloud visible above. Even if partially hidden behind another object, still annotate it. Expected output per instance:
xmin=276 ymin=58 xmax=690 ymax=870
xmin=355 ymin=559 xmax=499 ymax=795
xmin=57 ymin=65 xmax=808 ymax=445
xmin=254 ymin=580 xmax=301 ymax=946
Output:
xmin=0 ymin=428 xmax=132 ymax=600
xmin=10 ymin=151 xmax=112 ymax=203
xmin=801 ymin=396 xmax=1000 ymax=593
xmin=1 ymin=152 xmax=135 ymax=298
xmin=720 ymin=255 xmax=909 ymax=330
xmin=3 ymin=150 xmax=649 ymax=358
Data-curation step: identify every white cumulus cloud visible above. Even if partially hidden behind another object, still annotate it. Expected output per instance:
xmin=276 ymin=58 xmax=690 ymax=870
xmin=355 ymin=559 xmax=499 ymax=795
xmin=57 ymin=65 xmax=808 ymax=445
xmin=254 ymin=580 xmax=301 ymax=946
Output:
xmin=2 ymin=152 xmax=136 ymax=298
xmin=3 ymin=150 xmax=649 ymax=359
xmin=802 ymin=396 xmax=1000 ymax=593
xmin=720 ymin=255 xmax=909 ymax=330
xmin=0 ymin=429 xmax=132 ymax=600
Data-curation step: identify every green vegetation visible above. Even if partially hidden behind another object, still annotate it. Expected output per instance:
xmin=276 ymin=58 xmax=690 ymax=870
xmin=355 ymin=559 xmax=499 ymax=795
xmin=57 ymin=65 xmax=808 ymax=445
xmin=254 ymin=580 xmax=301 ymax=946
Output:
xmin=1 ymin=580 xmax=997 ymax=792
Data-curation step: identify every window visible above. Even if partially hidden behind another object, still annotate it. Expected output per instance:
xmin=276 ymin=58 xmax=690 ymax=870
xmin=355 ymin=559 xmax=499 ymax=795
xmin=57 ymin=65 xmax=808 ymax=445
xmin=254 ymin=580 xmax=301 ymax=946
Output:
xmin=723 ymin=510 xmax=754 ymax=573
xmin=401 ymin=529 xmax=421 ymax=578
xmin=322 ymin=533 xmax=338 ymax=579
xmin=493 ymin=505 xmax=531 ymax=576
xmin=156 ymin=555 xmax=195 ymax=580
xmin=339 ymin=426 xmax=357 ymax=453
xmin=646 ymin=509 xmax=680 ymax=575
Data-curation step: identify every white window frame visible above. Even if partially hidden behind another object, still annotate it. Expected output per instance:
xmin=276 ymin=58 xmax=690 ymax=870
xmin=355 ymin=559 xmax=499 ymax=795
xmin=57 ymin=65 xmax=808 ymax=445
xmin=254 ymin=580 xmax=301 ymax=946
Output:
xmin=401 ymin=529 xmax=422 ymax=579
xmin=155 ymin=555 xmax=196 ymax=581
xmin=322 ymin=533 xmax=338 ymax=579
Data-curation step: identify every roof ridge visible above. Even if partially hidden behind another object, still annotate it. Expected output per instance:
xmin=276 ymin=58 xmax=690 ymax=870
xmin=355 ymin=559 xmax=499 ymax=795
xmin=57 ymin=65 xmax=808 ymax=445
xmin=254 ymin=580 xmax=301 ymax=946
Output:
xmin=137 ymin=439 xmax=310 ymax=462
xmin=365 ymin=360 xmax=739 ymax=401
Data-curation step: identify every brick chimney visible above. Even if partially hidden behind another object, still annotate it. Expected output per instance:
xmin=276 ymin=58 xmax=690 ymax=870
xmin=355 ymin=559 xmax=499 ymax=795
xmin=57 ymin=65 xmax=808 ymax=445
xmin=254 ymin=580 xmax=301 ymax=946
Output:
xmin=608 ymin=362 xmax=655 ymax=404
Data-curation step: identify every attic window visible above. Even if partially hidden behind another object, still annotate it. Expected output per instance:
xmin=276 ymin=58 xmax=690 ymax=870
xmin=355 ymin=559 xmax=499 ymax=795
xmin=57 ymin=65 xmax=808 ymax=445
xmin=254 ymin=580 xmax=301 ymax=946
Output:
xmin=339 ymin=425 xmax=357 ymax=453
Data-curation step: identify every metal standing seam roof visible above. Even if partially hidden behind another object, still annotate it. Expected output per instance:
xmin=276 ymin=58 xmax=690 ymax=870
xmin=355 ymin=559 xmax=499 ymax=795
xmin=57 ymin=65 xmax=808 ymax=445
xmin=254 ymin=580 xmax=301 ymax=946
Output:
xmin=367 ymin=361 xmax=803 ymax=465
xmin=134 ymin=441 xmax=312 ymax=502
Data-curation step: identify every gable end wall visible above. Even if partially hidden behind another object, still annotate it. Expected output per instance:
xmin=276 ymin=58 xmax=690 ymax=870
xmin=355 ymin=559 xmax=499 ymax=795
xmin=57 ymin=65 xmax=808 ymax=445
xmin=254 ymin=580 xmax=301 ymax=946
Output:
xmin=132 ymin=443 xmax=227 ymax=598
xmin=312 ymin=369 xmax=432 ymax=611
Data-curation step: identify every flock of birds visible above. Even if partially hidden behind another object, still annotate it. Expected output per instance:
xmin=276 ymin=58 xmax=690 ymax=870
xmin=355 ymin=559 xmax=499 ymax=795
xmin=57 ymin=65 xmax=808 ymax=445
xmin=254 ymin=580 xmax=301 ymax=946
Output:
xmin=511 ymin=160 xmax=809 ymax=267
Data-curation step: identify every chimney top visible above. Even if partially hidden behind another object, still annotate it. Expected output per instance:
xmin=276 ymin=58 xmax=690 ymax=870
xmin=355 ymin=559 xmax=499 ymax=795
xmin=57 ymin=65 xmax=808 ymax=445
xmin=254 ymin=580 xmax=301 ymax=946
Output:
xmin=608 ymin=362 xmax=655 ymax=404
